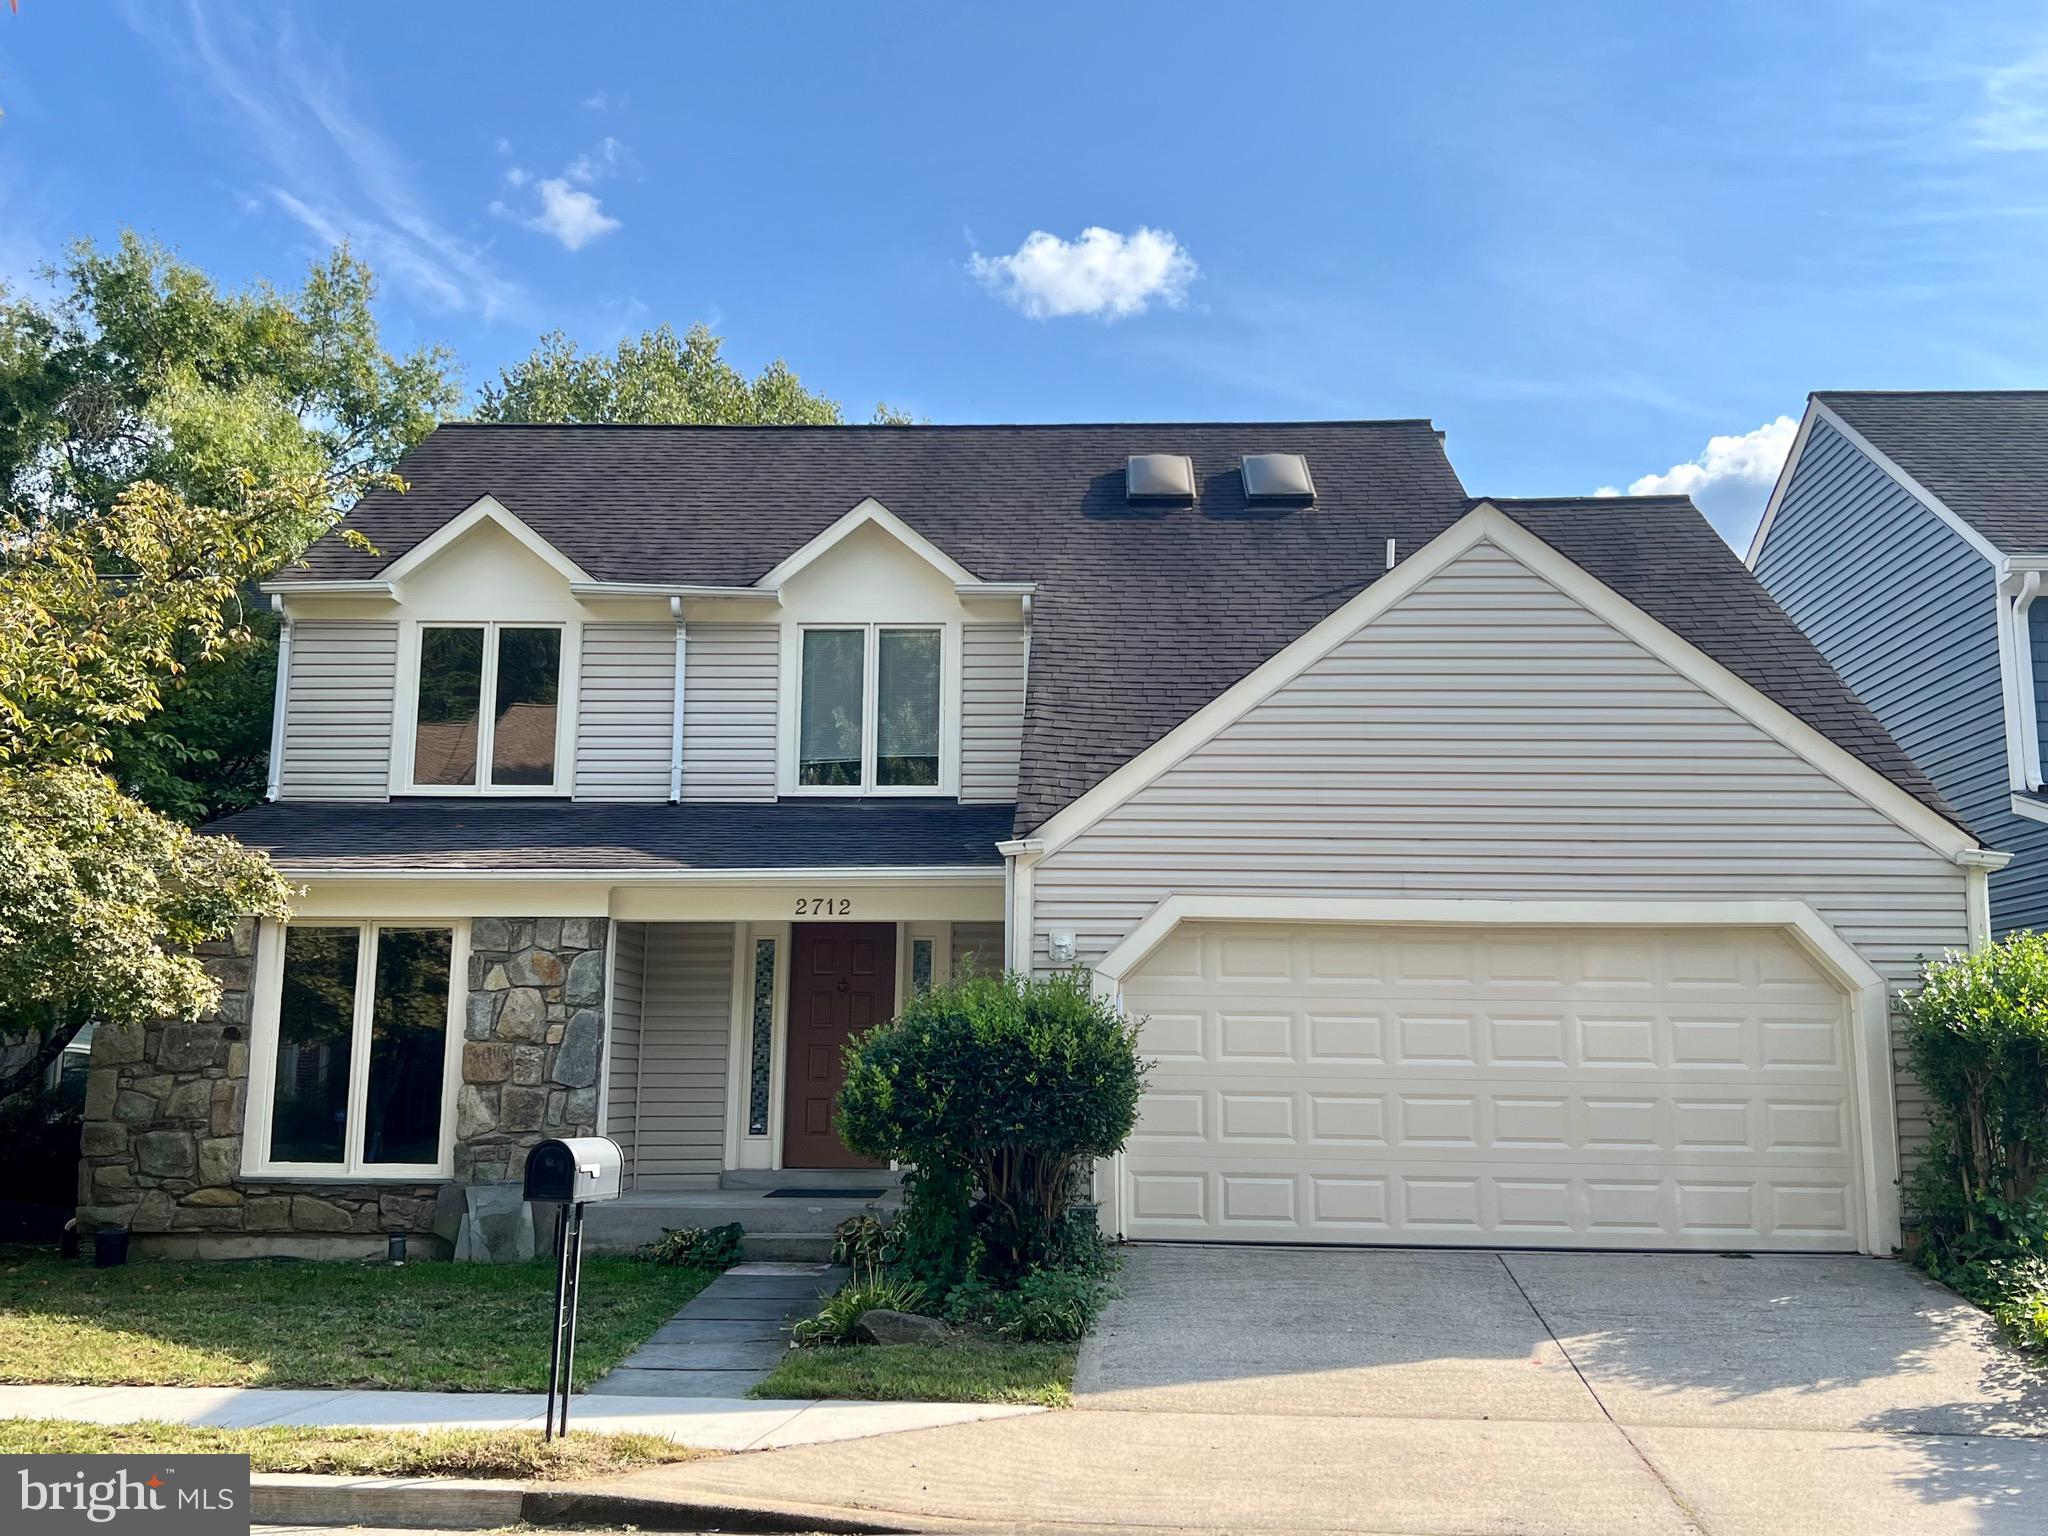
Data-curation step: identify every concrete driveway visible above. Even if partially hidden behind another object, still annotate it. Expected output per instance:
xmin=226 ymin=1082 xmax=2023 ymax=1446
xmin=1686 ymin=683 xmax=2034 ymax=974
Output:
xmin=610 ymin=1245 xmax=2048 ymax=1535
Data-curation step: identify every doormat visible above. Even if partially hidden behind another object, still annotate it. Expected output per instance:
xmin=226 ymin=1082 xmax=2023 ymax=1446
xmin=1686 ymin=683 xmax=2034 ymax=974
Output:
xmin=764 ymin=1186 xmax=886 ymax=1199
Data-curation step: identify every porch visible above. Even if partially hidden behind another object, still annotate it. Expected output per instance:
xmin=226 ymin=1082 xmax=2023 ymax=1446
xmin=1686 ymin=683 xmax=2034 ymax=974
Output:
xmin=593 ymin=916 xmax=1003 ymax=1258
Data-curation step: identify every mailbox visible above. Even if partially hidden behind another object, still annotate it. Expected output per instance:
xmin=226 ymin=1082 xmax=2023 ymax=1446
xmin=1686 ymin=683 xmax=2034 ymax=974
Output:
xmin=523 ymin=1136 xmax=624 ymax=1204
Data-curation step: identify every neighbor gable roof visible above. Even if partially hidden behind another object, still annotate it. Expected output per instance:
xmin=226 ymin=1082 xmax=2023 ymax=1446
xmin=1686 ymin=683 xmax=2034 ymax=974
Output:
xmin=1811 ymin=391 xmax=2048 ymax=556
xmin=279 ymin=421 xmax=1961 ymax=837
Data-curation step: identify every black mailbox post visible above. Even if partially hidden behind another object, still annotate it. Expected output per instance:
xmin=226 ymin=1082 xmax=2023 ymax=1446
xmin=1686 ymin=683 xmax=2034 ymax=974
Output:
xmin=523 ymin=1136 xmax=623 ymax=1439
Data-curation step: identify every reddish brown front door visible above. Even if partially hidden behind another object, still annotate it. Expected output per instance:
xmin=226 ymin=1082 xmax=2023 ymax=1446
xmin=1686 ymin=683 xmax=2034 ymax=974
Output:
xmin=782 ymin=923 xmax=895 ymax=1168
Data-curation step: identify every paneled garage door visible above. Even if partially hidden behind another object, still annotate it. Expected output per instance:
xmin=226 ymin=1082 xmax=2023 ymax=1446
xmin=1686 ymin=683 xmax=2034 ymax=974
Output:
xmin=1118 ymin=922 xmax=1863 ymax=1251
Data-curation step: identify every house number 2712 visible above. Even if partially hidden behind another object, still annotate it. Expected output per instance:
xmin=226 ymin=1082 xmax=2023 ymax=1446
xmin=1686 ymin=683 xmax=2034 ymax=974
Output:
xmin=793 ymin=897 xmax=852 ymax=916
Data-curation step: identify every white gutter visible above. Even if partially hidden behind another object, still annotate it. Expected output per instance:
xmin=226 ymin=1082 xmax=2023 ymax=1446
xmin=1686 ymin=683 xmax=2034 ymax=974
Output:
xmin=2014 ymin=571 xmax=2044 ymax=792
xmin=274 ymin=863 xmax=1006 ymax=883
xmin=669 ymin=596 xmax=687 ymax=802
xmin=264 ymin=599 xmax=292 ymax=801
xmin=257 ymin=579 xmax=399 ymax=597
xmin=954 ymin=581 xmax=1038 ymax=600
xmin=569 ymin=582 xmax=782 ymax=604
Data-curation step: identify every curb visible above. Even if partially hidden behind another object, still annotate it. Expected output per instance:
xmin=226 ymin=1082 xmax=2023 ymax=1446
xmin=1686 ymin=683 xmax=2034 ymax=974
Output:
xmin=528 ymin=1486 xmax=922 ymax=1533
xmin=250 ymin=1473 xmax=525 ymax=1530
xmin=251 ymin=1472 xmax=927 ymax=1533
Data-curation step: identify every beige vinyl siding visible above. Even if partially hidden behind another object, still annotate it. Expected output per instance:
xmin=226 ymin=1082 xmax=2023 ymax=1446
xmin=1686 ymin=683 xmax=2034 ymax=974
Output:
xmin=577 ymin=625 xmax=676 ymax=801
xmin=1029 ymin=538 xmax=1971 ymax=1163
xmin=681 ymin=625 xmax=779 ymax=801
xmin=961 ymin=624 xmax=1026 ymax=802
xmin=633 ymin=923 xmax=734 ymax=1189
xmin=604 ymin=923 xmax=647 ymax=1175
xmin=277 ymin=620 xmax=398 ymax=800
xmin=950 ymin=920 xmax=1005 ymax=979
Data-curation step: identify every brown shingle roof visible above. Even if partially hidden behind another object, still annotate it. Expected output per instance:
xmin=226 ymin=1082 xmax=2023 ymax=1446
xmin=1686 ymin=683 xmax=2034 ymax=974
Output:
xmin=281 ymin=422 xmax=1963 ymax=836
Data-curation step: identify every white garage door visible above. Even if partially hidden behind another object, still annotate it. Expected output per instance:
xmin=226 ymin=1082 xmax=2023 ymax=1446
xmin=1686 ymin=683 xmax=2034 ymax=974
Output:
xmin=1119 ymin=923 xmax=1863 ymax=1251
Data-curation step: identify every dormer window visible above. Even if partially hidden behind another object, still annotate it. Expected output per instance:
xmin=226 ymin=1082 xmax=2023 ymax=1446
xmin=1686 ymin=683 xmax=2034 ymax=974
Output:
xmin=411 ymin=623 xmax=563 ymax=792
xmin=798 ymin=625 xmax=941 ymax=791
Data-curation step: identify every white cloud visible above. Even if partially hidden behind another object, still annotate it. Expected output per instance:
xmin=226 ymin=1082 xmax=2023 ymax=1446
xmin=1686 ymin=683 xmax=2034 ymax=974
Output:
xmin=525 ymin=178 xmax=621 ymax=251
xmin=565 ymin=136 xmax=630 ymax=185
xmin=1971 ymin=51 xmax=2048 ymax=152
xmin=1597 ymin=415 xmax=1799 ymax=546
xmin=968 ymin=226 xmax=1197 ymax=320
xmin=144 ymin=3 xmax=524 ymax=320
xmin=493 ymin=137 xmax=629 ymax=251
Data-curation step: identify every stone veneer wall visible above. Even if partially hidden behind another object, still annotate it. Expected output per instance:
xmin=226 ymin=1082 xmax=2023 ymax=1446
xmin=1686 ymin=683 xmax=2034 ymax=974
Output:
xmin=456 ymin=918 xmax=608 ymax=1183
xmin=74 ymin=916 xmax=608 ymax=1256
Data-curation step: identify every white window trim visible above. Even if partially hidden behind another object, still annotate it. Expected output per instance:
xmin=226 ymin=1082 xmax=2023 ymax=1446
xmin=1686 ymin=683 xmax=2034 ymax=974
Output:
xmin=723 ymin=922 xmax=791 ymax=1171
xmin=788 ymin=622 xmax=949 ymax=797
xmin=401 ymin=620 xmax=575 ymax=797
xmin=242 ymin=917 xmax=471 ymax=1182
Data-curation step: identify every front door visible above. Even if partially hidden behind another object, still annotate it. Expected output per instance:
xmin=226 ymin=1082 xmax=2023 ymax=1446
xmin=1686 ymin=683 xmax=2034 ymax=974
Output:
xmin=782 ymin=923 xmax=895 ymax=1168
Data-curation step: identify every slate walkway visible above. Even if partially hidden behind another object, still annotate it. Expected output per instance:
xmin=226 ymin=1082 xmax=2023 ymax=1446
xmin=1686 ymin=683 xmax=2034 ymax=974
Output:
xmin=585 ymin=1261 xmax=847 ymax=1398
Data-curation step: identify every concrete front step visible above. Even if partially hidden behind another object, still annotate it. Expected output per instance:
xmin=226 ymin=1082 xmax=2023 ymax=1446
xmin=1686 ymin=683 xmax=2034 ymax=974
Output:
xmin=742 ymin=1232 xmax=842 ymax=1263
xmin=718 ymin=1168 xmax=902 ymax=1192
xmin=582 ymin=1188 xmax=897 ymax=1263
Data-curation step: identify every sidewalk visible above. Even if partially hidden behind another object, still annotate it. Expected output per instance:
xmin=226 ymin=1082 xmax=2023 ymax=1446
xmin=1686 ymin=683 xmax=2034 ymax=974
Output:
xmin=0 ymin=1383 xmax=1041 ymax=1453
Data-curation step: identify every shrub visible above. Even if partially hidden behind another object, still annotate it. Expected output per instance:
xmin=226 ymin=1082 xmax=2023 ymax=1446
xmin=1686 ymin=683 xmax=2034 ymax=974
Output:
xmin=1903 ymin=936 xmax=2048 ymax=1352
xmin=945 ymin=1264 xmax=1117 ymax=1343
xmin=0 ymin=1073 xmax=84 ymax=1240
xmin=641 ymin=1222 xmax=745 ymax=1269
xmin=837 ymin=969 xmax=1145 ymax=1283
xmin=831 ymin=1212 xmax=891 ymax=1269
xmin=791 ymin=1272 xmax=928 ymax=1347
xmin=1904 ymin=935 xmax=2048 ymax=1224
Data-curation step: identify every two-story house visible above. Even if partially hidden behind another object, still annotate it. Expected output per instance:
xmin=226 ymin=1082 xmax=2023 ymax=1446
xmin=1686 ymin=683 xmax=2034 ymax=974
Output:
xmin=1751 ymin=391 xmax=2048 ymax=936
xmin=77 ymin=421 xmax=2003 ymax=1260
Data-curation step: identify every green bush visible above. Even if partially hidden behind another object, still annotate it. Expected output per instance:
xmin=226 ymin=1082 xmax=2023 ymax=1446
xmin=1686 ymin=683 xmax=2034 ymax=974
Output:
xmin=791 ymin=1272 xmax=929 ymax=1347
xmin=640 ymin=1222 xmax=745 ymax=1269
xmin=945 ymin=1264 xmax=1118 ymax=1343
xmin=1903 ymin=935 xmax=2048 ymax=1353
xmin=836 ymin=968 xmax=1145 ymax=1283
xmin=831 ymin=1212 xmax=891 ymax=1270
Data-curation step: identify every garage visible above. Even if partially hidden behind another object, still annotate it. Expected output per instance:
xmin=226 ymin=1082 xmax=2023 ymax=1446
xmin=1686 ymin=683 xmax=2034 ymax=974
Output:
xmin=1114 ymin=917 xmax=1871 ymax=1252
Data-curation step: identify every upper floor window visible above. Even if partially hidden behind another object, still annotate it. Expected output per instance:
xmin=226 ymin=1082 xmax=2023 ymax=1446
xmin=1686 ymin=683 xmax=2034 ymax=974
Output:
xmin=413 ymin=624 xmax=562 ymax=791
xmin=798 ymin=625 xmax=941 ymax=791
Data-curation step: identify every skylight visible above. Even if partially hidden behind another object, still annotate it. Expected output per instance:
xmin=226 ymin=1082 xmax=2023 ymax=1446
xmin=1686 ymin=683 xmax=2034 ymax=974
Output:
xmin=1126 ymin=454 xmax=1196 ymax=501
xmin=1240 ymin=453 xmax=1316 ymax=501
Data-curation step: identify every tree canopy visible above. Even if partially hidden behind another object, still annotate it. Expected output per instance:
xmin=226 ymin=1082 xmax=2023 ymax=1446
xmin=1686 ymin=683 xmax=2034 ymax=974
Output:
xmin=0 ymin=477 xmax=304 ymax=1095
xmin=475 ymin=321 xmax=910 ymax=427
xmin=0 ymin=231 xmax=906 ymax=1099
xmin=0 ymin=234 xmax=460 ymax=821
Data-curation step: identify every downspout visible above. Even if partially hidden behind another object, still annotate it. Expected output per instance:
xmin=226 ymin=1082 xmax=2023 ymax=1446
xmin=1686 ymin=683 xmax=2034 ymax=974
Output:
xmin=669 ymin=596 xmax=687 ymax=803
xmin=1955 ymin=849 xmax=2013 ymax=951
xmin=264 ymin=597 xmax=292 ymax=801
xmin=2013 ymin=573 xmax=2043 ymax=792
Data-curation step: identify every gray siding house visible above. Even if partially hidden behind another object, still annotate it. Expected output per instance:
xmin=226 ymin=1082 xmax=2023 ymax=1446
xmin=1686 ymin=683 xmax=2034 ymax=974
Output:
xmin=77 ymin=422 xmax=2001 ymax=1260
xmin=1750 ymin=391 xmax=2048 ymax=936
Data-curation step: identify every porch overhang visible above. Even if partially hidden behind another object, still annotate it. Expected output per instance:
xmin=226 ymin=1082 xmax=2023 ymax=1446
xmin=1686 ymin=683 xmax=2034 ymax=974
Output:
xmin=288 ymin=866 xmax=1004 ymax=922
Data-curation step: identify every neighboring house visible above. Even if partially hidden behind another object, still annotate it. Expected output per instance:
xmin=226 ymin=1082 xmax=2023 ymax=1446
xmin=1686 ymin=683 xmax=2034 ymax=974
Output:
xmin=1750 ymin=391 xmax=2048 ymax=936
xmin=76 ymin=422 xmax=2003 ymax=1260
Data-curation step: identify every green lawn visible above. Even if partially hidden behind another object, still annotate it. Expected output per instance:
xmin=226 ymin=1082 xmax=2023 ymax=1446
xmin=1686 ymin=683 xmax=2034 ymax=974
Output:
xmin=0 ymin=1246 xmax=714 ymax=1391
xmin=751 ymin=1338 xmax=1076 ymax=1408
xmin=0 ymin=1418 xmax=709 ymax=1480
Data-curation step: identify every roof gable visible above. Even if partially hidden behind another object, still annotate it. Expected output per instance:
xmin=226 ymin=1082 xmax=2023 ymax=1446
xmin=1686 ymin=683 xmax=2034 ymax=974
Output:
xmin=1017 ymin=503 xmax=1974 ymax=857
xmin=758 ymin=497 xmax=980 ymax=588
xmin=380 ymin=494 xmax=593 ymax=586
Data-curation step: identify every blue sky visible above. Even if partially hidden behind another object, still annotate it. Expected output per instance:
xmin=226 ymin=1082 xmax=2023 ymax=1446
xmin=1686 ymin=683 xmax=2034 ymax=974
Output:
xmin=4 ymin=2 xmax=2048 ymax=546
